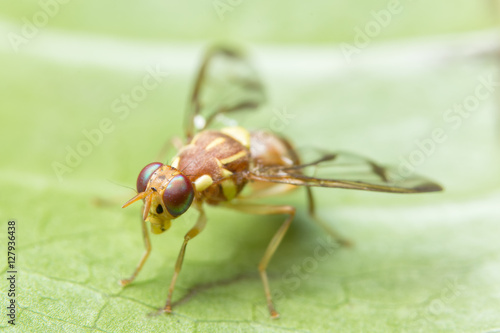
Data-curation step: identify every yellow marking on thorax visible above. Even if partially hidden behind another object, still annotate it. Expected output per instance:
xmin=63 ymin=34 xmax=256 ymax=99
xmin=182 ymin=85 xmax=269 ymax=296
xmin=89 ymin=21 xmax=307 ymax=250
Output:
xmin=194 ymin=174 xmax=213 ymax=192
xmin=170 ymin=156 xmax=180 ymax=169
xmin=214 ymin=159 xmax=233 ymax=177
xmin=221 ymin=179 xmax=237 ymax=200
xmin=206 ymin=137 xmax=226 ymax=150
xmin=221 ymin=168 xmax=233 ymax=178
xmin=219 ymin=150 xmax=247 ymax=165
xmin=221 ymin=126 xmax=250 ymax=148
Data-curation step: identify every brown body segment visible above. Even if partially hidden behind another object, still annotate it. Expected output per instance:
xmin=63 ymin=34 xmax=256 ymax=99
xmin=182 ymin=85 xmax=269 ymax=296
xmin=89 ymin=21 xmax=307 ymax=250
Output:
xmin=250 ymin=130 xmax=300 ymax=169
xmin=176 ymin=130 xmax=250 ymax=204
xmin=248 ymin=130 xmax=301 ymax=194
xmin=176 ymin=128 xmax=302 ymax=203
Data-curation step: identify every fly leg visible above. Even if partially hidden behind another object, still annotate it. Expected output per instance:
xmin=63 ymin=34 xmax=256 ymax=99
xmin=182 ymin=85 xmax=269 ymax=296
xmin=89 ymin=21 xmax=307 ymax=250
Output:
xmin=222 ymin=202 xmax=295 ymax=319
xmin=162 ymin=206 xmax=207 ymax=313
xmin=119 ymin=212 xmax=151 ymax=286
xmin=306 ymin=187 xmax=352 ymax=247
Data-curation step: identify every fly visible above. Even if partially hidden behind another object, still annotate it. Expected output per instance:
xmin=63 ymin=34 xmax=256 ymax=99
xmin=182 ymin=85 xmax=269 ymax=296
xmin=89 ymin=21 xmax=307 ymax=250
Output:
xmin=119 ymin=45 xmax=443 ymax=319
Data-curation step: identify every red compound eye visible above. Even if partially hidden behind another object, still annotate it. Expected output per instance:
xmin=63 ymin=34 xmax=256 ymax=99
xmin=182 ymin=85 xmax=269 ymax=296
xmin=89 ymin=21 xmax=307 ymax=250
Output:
xmin=162 ymin=174 xmax=194 ymax=217
xmin=136 ymin=162 xmax=163 ymax=193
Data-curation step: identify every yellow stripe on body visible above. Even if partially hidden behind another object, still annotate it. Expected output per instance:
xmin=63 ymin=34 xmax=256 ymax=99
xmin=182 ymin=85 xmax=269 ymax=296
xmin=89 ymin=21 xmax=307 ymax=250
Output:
xmin=214 ymin=158 xmax=233 ymax=177
xmin=221 ymin=126 xmax=250 ymax=148
xmin=206 ymin=137 xmax=226 ymax=150
xmin=194 ymin=174 xmax=213 ymax=192
xmin=220 ymin=168 xmax=233 ymax=178
xmin=221 ymin=179 xmax=237 ymax=200
xmin=219 ymin=151 xmax=247 ymax=165
xmin=170 ymin=156 xmax=180 ymax=169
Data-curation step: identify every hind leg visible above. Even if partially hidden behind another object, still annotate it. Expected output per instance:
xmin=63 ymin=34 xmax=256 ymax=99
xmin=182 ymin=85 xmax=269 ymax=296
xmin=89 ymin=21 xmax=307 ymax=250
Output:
xmin=306 ymin=187 xmax=352 ymax=247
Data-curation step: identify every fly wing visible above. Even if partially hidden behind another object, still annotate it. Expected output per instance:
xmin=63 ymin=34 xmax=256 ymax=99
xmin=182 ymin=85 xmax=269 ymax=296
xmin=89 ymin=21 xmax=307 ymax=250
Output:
xmin=248 ymin=151 xmax=442 ymax=193
xmin=185 ymin=45 xmax=266 ymax=139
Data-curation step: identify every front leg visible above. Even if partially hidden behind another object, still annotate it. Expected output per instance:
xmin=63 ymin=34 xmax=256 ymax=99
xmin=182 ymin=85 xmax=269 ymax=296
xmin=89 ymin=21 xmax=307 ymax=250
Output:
xmin=119 ymin=214 xmax=151 ymax=287
xmin=162 ymin=206 xmax=207 ymax=313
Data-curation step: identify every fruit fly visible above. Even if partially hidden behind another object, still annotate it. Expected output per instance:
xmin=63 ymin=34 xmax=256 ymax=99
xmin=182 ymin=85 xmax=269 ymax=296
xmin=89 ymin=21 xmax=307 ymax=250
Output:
xmin=119 ymin=45 xmax=442 ymax=319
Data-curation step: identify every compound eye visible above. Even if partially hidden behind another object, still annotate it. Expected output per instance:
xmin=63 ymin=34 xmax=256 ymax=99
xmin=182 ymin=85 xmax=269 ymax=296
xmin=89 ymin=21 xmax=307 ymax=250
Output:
xmin=136 ymin=162 xmax=163 ymax=193
xmin=162 ymin=174 xmax=194 ymax=217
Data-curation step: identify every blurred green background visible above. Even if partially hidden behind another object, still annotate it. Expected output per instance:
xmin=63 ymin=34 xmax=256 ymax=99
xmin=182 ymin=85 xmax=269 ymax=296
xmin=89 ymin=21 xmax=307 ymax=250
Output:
xmin=1 ymin=1 xmax=499 ymax=332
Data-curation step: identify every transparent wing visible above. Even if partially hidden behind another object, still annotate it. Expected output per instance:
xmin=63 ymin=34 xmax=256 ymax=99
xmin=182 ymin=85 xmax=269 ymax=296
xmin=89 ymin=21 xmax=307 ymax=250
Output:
xmin=247 ymin=150 xmax=442 ymax=193
xmin=185 ymin=45 xmax=266 ymax=139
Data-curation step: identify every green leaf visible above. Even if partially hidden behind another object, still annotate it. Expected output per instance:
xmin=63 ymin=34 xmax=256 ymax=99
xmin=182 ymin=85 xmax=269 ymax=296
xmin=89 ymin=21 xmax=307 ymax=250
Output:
xmin=1 ymin=2 xmax=500 ymax=332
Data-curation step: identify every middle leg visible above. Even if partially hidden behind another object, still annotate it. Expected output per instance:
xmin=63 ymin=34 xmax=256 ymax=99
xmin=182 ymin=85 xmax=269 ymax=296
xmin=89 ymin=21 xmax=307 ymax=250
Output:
xmin=222 ymin=201 xmax=295 ymax=319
